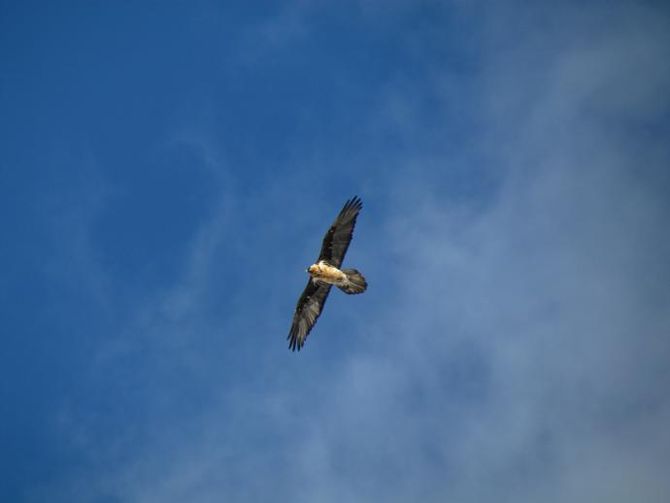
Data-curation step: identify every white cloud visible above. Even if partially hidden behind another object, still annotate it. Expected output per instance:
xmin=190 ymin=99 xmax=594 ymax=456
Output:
xmin=42 ymin=2 xmax=670 ymax=502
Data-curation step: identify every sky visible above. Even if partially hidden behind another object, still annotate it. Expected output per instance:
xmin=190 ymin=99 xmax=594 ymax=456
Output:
xmin=1 ymin=0 xmax=670 ymax=501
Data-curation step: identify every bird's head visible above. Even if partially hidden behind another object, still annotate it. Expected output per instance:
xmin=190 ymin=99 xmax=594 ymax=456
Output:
xmin=307 ymin=264 xmax=318 ymax=275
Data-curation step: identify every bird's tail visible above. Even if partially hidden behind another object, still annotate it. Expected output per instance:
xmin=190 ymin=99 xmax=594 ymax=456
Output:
xmin=338 ymin=269 xmax=367 ymax=294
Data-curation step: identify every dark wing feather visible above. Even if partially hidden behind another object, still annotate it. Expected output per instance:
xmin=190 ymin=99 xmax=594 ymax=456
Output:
xmin=317 ymin=196 xmax=363 ymax=268
xmin=288 ymin=280 xmax=332 ymax=351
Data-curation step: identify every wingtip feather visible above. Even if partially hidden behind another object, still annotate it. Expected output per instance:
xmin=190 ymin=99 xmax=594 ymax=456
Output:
xmin=342 ymin=195 xmax=363 ymax=215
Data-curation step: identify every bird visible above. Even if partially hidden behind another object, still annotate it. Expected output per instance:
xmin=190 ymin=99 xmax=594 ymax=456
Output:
xmin=288 ymin=196 xmax=367 ymax=351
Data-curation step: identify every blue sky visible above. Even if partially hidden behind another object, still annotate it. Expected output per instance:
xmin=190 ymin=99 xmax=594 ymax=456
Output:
xmin=2 ymin=1 xmax=670 ymax=501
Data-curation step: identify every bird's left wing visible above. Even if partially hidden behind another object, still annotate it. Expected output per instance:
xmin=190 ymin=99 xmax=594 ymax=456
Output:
xmin=317 ymin=196 xmax=363 ymax=268
xmin=288 ymin=280 xmax=332 ymax=351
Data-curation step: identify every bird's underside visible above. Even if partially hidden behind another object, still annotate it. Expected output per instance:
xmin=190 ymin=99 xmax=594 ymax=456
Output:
xmin=308 ymin=261 xmax=347 ymax=285
xmin=288 ymin=196 xmax=367 ymax=351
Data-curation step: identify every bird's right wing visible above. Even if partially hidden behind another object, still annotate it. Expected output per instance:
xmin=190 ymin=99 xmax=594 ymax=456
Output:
xmin=288 ymin=280 xmax=332 ymax=351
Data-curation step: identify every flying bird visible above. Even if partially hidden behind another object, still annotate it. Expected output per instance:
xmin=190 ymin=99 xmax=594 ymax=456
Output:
xmin=288 ymin=196 xmax=367 ymax=351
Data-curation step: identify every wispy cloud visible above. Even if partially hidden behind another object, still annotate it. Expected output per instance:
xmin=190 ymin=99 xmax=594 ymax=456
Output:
xmin=35 ymin=2 xmax=670 ymax=502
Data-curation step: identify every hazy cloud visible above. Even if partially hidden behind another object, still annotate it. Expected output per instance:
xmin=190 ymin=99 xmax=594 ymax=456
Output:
xmin=33 ymin=2 xmax=670 ymax=502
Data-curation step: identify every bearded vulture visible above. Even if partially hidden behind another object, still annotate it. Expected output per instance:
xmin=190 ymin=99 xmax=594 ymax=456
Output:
xmin=287 ymin=196 xmax=367 ymax=351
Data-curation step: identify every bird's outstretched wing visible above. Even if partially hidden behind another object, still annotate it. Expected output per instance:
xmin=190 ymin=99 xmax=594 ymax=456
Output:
xmin=288 ymin=280 xmax=332 ymax=351
xmin=317 ymin=196 xmax=363 ymax=268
